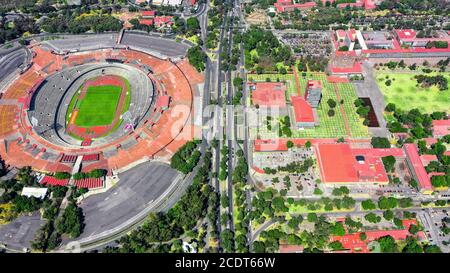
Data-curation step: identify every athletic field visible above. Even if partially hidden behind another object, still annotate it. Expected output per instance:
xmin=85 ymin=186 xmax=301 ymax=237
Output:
xmin=74 ymin=85 xmax=122 ymax=127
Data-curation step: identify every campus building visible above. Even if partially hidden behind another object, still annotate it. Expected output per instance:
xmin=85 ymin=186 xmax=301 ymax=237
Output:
xmin=290 ymin=96 xmax=316 ymax=129
xmin=432 ymin=119 xmax=450 ymax=138
xmin=274 ymin=0 xmax=317 ymax=13
xmin=394 ymin=29 xmax=450 ymax=48
xmin=249 ymin=82 xmax=287 ymax=108
xmin=304 ymin=80 xmax=322 ymax=108
xmin=403 ymin=144 xmax=433 ymax=194
xmin=315 ymin=143 xmax=390 ymax=184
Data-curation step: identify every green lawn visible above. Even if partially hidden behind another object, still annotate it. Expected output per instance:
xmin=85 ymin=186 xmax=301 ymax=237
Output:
xmin=75 ymin=85 xmax=122 ymax=127
xmin=249 ymin=72 xmax=369 ymax=139
xmin=376 ymin=72 xmax=450 ymax=113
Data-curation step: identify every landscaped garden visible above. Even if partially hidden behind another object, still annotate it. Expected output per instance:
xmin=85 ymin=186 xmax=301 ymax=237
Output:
xmin=376 ymin=72 xmax=450 ymax=113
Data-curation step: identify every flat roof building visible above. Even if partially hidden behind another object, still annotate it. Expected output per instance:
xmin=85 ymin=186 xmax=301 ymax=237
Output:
xmin=250 ymin=82 xmax=287 ymax=108
xmin=432 ymin=119 xmax=450 ymax=138
xmin=316 ymin=143 xmax=389 ymax=184
xmin=291 ymin=96 xmax=315 ymax=128
xmin=403 ymin=143 xmax=433 ymax=194
xmin=21 ymin=187 xmax=48 ymax=199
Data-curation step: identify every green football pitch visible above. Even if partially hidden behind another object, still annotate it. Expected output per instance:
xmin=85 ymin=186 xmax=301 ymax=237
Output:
xmin=74 ymin=85 xmax=122 ymax=127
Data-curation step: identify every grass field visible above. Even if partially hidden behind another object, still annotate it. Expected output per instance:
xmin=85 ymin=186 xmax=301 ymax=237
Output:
xmin=376 ymin=72 xmax=450 ymax=113
xmin=249 ymin=72 xmax=369 ymax=139
xmin=75 ymin=85 xmax=122 ymax=127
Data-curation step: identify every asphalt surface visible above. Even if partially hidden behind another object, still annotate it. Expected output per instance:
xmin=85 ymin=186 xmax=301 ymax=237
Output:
xmin=41 ymin=33 xmax=118 ymax=52
xmin=0 ymin=45 xmax=27 ymax=83
xmin=0 ymin=212 xmax=45 ymax=251
xmin=353 ymin=61 xmax=389 ymax=137
xmin=121 ymin=32 xmax=189 ymax=58
xmin=72 ymin=162 xmax=179 ymax=240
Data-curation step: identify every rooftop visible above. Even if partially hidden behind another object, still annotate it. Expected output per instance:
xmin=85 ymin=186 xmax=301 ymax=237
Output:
xmin=291 ymin=96 xmax=315 ymax=123
xmin=404 ymin=144 xmax=433 ymax=191
xmin=316 ymin=144 xmax=389 ymax=183
xmin=250 ymin=82 xmax=287 ymax=107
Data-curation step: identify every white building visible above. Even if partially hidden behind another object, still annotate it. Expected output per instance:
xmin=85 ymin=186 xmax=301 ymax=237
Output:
xmin=21 ymin=187 xmax=48 ymax=199
xmin=152 ymin=0 xmax=182 ymax=6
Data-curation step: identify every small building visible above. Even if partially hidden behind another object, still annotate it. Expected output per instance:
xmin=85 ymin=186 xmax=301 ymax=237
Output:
xmin=154 ymin=16 xmax=174 ymax=28
xmin=403 ymin=144 xmax=433 ymax=194
xmin=291 ymin=96 xmax=315 ymax=128
xmin=21 ymin=187 xmax=48 ymax=200
xmin=304 ymin=80 xmax=322 ymax=108
xmin=250 ymin=82 xmax=287 ymax=108
xmin=432 ymin=119 xmax=450 ymax=138
xmin=141 ymin=10 xmax=156 ymax=18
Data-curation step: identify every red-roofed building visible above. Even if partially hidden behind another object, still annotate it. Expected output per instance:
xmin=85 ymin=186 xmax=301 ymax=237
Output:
xmin=141 ymin=10 xmax=156 ymax=18
xmin=420 ymin=154 xmax=438 ymax=166
xmin=154 ymin=16 xmax=174 ymax=28
xmin=331 ymin=219 xmax=425 ymax=253
xmin=250 ymin=82 xmax=287 ymax=107
xmin=404 ymin=144 xmax=433 ymax=194
xmin=394 ymin=29 xmax=450 ymax=48
xmin=315 ymin=143 xmax=389 ymax=184
xmin=254 ymin=139 xmax=289 ymax=152
xmin=291 ymin=96 xmax=315 ymax=128
xmin=432 ymin=120 xmax=450 ymax=138
xmin=139 ymin=19 xmax=154 ymax=26
xmin=274 ymin=0 xmax=316 ymax=13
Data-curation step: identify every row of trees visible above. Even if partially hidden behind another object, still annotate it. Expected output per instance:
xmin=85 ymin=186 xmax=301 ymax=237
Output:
xmin=170 ymin=140 xmax=201 ymax=174
xmin=41 ymin=14 xmax=122 ymax=34
xmin=108 ymin=150 xmax=213 ymax=252
xmin=414 ymin=74 xmax=448 ymax=91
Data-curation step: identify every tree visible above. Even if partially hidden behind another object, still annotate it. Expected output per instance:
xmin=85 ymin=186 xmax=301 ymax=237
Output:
xmin=361 ymin=199 xmax=377 ymax=210
xmin=307 ymin=213 xmax=318 ymax=222
xmin=327 ymin=99 xmax=337 ymax=108
xmin=385 ymin=103 xmax=396 ymax=112
xmin=402 ymin=236 xmax=423 ymax=253
xmin=187 ymin=46 xmax=207 ymax=72
xmin=371 ymin=137 xmax=391 ymax=148
xmin=186 ymin=17 xmax=200 ymax=36
xmin=408 ymin=224 xmax=420 ymax=235
xmin=382 ymin=156 xmax=396 ymax=173
xmin=287 ymin=140 xmax=294 ymax=149
xmin=377 ymin=235 xmax=399 ymax=253
xmin=383 ymin=210 xmax=394 ymax=221
xmin=378 ymin=196 xmax=398 ymax=210
xmin=329 ymin=241 xmax=344 ymax=251
xmin=331 ymin=222 xmax=346 ymax=236
xmin=365 ymin=213 xmax=381 ymax=223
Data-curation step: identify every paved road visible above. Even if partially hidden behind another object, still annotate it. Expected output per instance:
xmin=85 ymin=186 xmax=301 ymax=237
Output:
xmin=0 ymin=45 xmax=27 ymax=83
xmin=121 ymin=32 xmax=189 ymax=58
xmin=69 ymin=162 xmax=179 ymax=241
xmin=353 ymin=61 xmax=390 ymax=137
